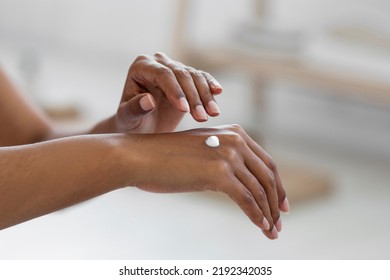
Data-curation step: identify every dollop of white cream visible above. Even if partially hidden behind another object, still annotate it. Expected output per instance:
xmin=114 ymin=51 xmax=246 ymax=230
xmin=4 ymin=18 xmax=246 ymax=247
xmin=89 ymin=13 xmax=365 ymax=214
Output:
xmin=205 ymin=135 xmax=220 ymax=148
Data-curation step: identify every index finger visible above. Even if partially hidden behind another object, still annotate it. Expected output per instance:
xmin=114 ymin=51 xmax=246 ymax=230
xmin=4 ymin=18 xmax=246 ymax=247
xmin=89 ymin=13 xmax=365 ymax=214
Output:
xmin=130 ymin=55 xmax=190 ymax=113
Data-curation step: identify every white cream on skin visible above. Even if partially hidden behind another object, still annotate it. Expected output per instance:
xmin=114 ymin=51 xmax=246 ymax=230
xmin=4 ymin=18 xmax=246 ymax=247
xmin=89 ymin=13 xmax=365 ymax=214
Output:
xmin=205 ymin=136 xmax=220 ymax=148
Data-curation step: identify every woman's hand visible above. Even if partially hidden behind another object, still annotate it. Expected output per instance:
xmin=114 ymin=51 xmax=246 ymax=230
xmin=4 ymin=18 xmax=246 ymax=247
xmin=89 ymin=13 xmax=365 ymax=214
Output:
xmin=125 ymin=124 xmax=289 ymax=240
xmin=114 ymin=52 xmax=223 ymax=134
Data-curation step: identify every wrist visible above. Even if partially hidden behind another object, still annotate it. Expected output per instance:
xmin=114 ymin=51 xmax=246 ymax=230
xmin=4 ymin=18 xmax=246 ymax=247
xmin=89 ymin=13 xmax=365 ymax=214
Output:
xmin=108 ymin=133 xmax=145 ymax=188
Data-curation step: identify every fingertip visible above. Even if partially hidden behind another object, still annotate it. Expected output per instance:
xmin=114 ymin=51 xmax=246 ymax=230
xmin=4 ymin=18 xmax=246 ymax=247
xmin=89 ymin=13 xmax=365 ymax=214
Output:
xmin=211 ymin=87 xmax=223 ymax=94
xmin=209 ymin=81 xmax=223 ymax=93
xmin=178 ymin=97 xmax=190 ymax=112
xmin=280 ymin=197 xmax=290 ymax=214
xmin=207 ymin=100 xmax=221 ymax=116
xmin=139 ymin=94 xmax=156 ymax=112
xmin=262 ymin=217 xmax=270 ymax=231
xmin=271 ymin=226 xmax=279 ymax=239
xmin=275 ymin=217 xmax=282 ymax=232
xmin=195 ymin=105 xmax=208 ymax=121
xmin=262 ymin=227 xmax=279 ymax=240
xmin=122 ymin=93 xmax=155 ymax=119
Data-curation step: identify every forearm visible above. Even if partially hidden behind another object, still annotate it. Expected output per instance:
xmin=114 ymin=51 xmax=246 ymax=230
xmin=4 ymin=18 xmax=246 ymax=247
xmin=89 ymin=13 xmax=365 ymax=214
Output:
xmin=0 ymin=69 xmax=54 ymax=146
xmin=0 ymin=125 xmax=289 ymax=240
xmin=0 ymin=134 xmax=135 ymax=230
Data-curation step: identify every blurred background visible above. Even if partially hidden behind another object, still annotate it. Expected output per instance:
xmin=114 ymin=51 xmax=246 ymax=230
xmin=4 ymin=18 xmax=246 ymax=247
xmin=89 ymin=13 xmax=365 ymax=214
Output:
xmin=0 ymin=0 xmax=390 ymax=259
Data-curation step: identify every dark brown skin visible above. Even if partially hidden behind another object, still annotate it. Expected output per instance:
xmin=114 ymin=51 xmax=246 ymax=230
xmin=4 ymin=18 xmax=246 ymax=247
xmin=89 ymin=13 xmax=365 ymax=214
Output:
xmin=0 ymin=53 xmax=289 ymax=240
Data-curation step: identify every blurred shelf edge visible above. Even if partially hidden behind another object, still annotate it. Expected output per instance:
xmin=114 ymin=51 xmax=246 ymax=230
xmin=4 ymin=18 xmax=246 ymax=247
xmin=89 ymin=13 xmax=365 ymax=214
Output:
xmin=278 ymin=161 xmax=334 ymax=205
xmin=43 ymin=104 xmax=81 ymax=121
xmin=179 ymin=45 xmax=390 ymax=107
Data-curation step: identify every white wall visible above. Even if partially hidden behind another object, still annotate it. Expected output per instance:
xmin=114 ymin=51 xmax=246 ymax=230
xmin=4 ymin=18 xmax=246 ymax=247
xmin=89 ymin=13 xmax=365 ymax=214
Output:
xmin=2 ymin=0 xmax=390 ymax=56
xmin=0 ymin=0 xmax=177 ymax=56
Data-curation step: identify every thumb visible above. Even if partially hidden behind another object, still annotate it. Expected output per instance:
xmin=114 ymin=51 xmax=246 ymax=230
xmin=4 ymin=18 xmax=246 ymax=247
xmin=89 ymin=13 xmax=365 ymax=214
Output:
xmin=122 ymin=93 xmax=156 ymax=117
xmin=117 ymin=93 xmax=156 ymax=129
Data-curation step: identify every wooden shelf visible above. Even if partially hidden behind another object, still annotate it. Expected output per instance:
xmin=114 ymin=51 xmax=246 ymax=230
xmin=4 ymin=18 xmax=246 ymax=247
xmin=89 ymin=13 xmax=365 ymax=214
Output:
xmin=180 ymin=45 xmax=390 ymax=107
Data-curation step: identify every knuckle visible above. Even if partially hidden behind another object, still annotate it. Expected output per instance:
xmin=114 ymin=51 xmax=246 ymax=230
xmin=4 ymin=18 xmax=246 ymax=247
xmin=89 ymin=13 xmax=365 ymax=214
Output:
xmin=185 ymin=66 xmax=196 ymax=72
xmin=129 ymin=54 xmax=151 ymax=73
xmin=265 ymin=169 xmax=276 ymax=188
xmin=230 ymin=124 xmax=243 ymax=133
xmin=255 ymin=186 xmax=267 ymax=203
xmin=227 ymin=132 xmax=245 ymax=146
xmin=154 ymin=52 xmax=166 ymax=59
xmin=248 ymin=176 xmax=260 ymax=189
xmin=213 ymin=160 xmax=231 ymax=175
xmin=258 ymin=187 xmax=267 ymax=199
xmin=266 ymin=157 xmax=277 ymax=172
xmin=173 ymin=67 xmax=191 ymax=79
xmin=135 ymin=54 xmax=150 ymax=62
xmin=157 ymin=66 xmax=174 ymax=77
xmin=202 ymin=71 xmax=211 ymax=77
xmin=224 ymin=147 xmax=240 ymax=163
xmin=240 ymin=189 xmax=255 ymax=206
xmin=191 ymin=70 xmax=204 ymax=78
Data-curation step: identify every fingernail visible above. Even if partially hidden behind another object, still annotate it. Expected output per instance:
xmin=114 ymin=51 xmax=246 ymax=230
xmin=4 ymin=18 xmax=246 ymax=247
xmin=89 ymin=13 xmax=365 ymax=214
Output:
xmin=208 ymin=100 xmax=220 ymax=116
xmin=271 ymin=226 xmax=279 ymax=239
xmin=281 ymin=198 xmax=290 ymax=214
xmin=262 ymin=217 xmax=270 ymax=230
xmin=195 ymin=105 xmax=208 ymax=121
xmin=275 ymin=217 xmax=282 ymax=232
xmin=178 ymin=97 xmax=190 ymax=112
xmin=139 ymin=95 xmax=155 ymax=111
xmin=211 ymin=80 xmax=222 ymax=89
